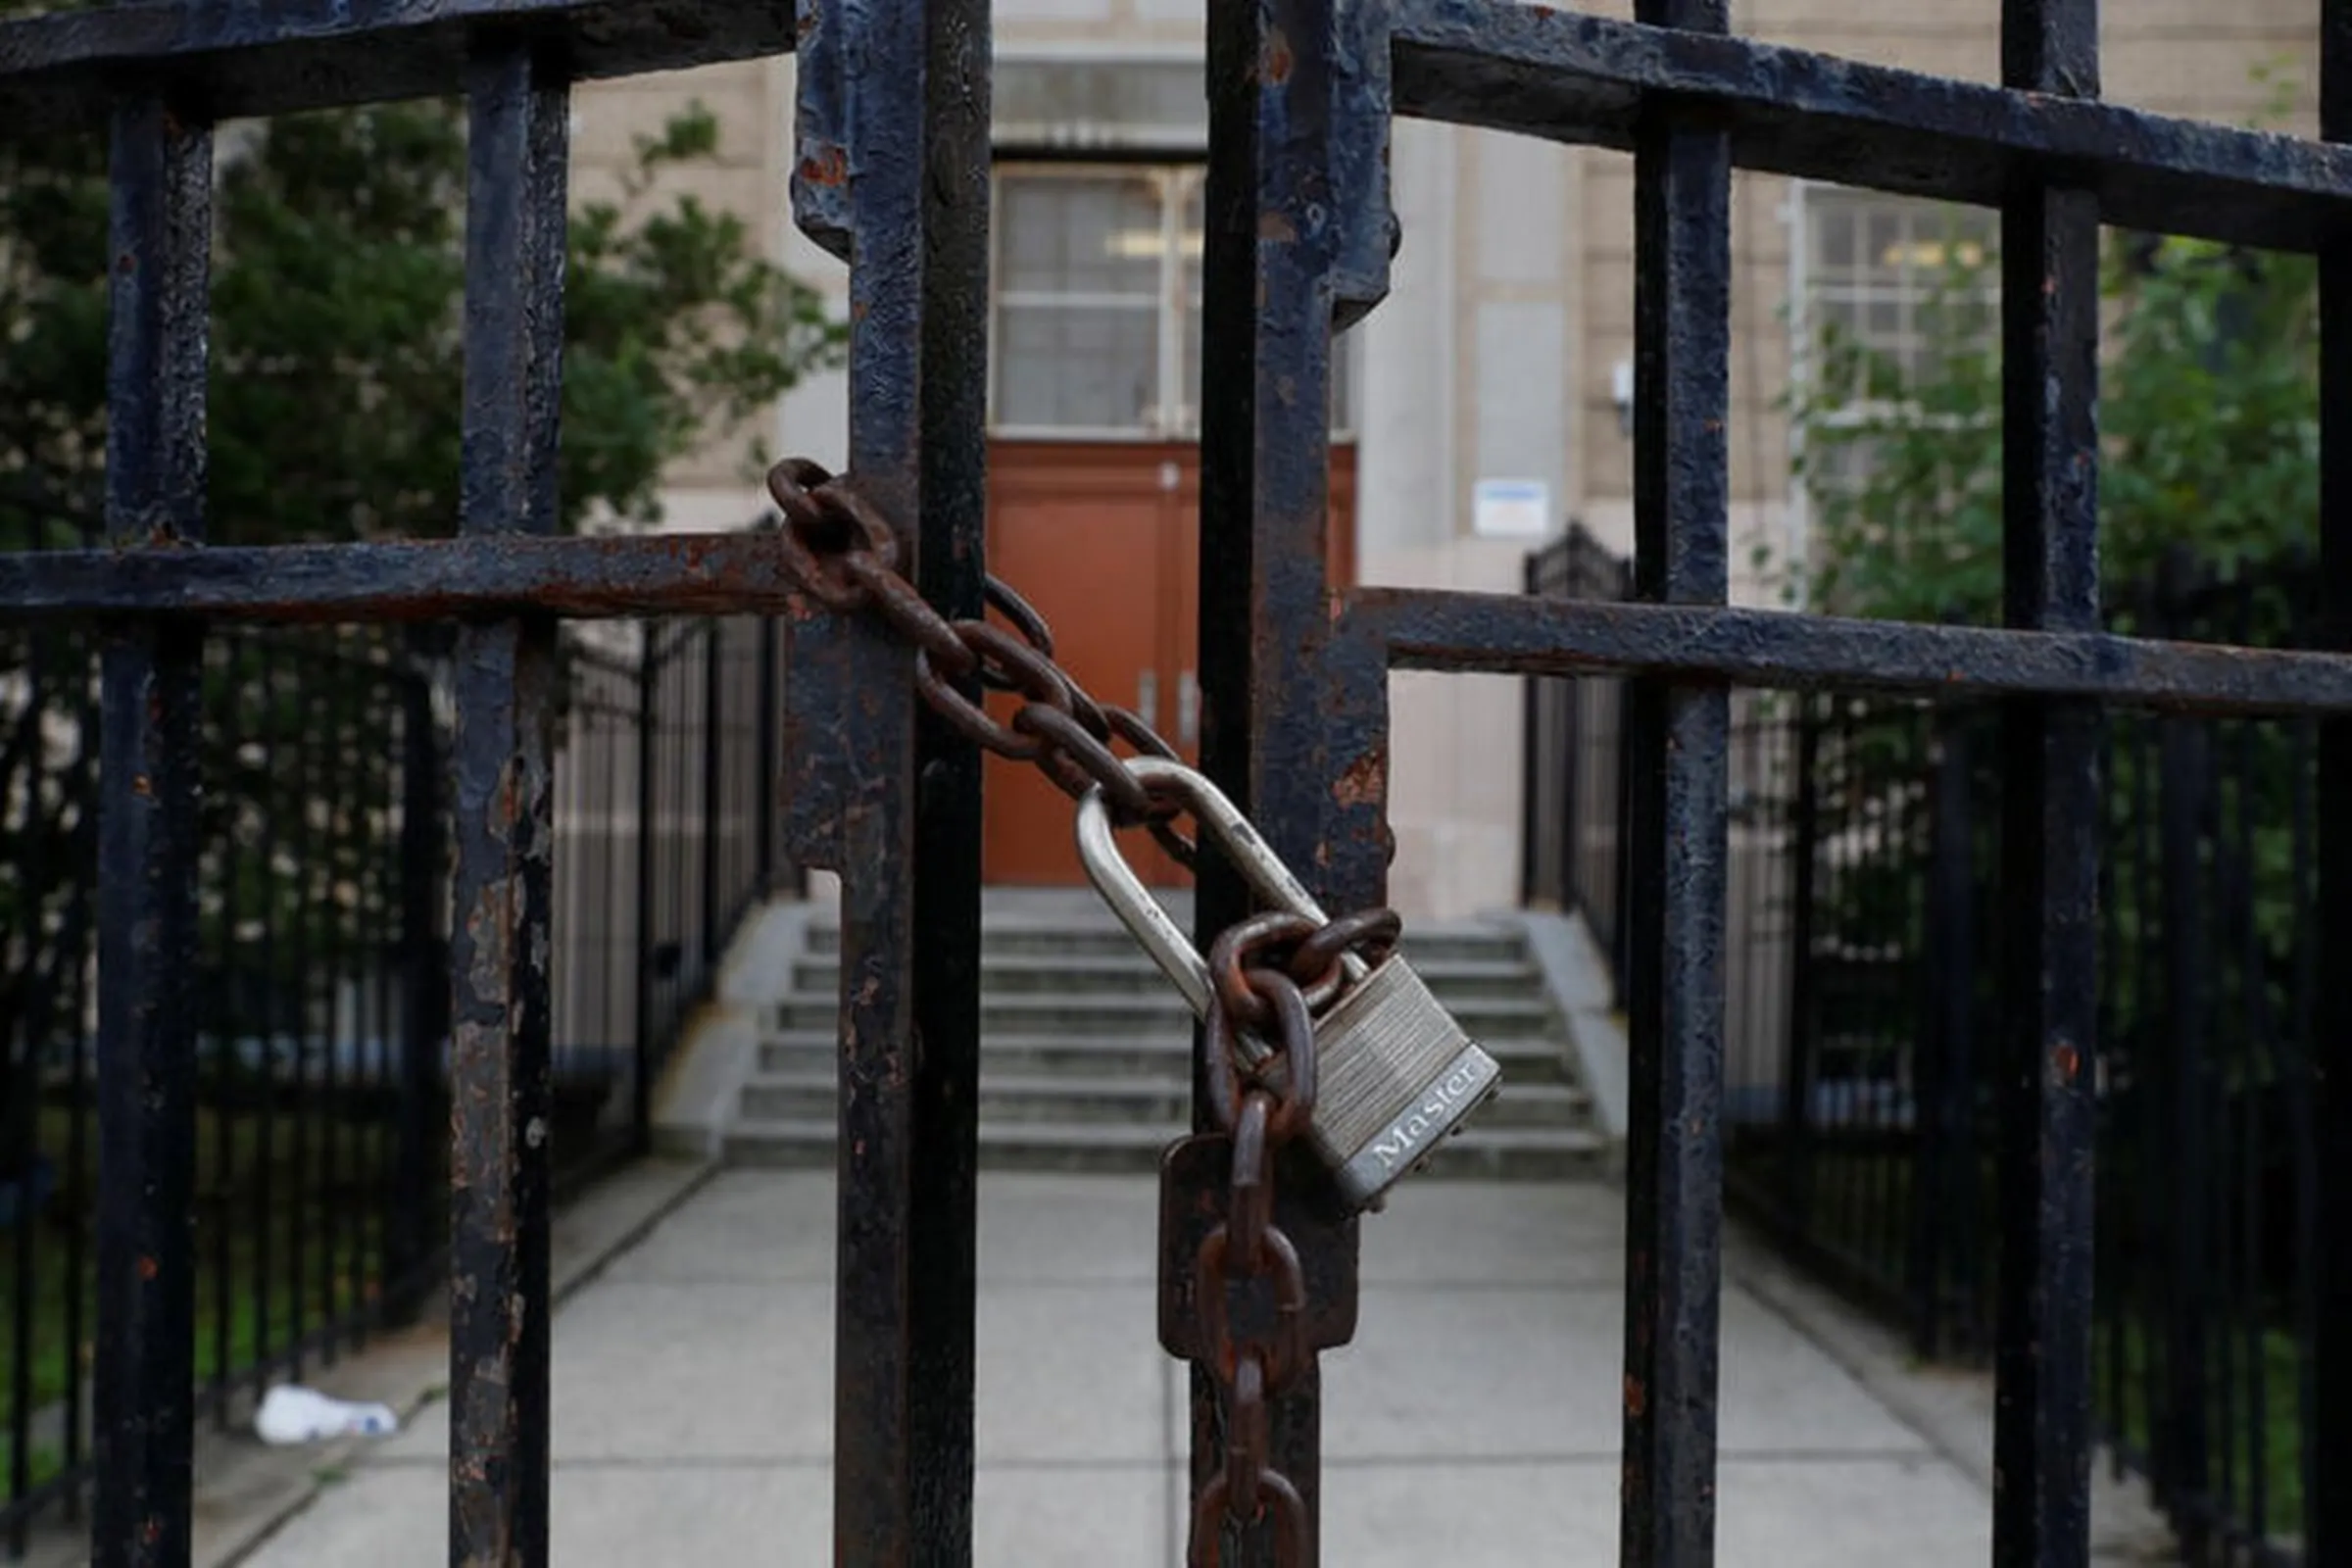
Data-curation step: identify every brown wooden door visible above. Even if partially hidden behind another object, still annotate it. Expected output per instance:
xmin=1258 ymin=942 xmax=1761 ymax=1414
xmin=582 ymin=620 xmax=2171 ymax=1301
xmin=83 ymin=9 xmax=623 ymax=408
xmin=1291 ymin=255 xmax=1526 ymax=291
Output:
xmin=982 ymin=440 xmax=1357 ymax=888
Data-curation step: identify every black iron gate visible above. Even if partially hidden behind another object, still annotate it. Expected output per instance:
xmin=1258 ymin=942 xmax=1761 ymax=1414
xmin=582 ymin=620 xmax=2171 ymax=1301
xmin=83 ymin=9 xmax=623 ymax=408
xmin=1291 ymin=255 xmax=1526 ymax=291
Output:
xmin=4 ymin=1 xmax=2351 ymax=1564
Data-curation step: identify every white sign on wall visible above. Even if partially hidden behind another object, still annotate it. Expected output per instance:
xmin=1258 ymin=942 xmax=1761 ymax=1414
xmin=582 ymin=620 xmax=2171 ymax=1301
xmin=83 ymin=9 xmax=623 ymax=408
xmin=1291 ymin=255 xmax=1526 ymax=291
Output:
xmin=1471 ymin=477 xmax=1552 ymax=540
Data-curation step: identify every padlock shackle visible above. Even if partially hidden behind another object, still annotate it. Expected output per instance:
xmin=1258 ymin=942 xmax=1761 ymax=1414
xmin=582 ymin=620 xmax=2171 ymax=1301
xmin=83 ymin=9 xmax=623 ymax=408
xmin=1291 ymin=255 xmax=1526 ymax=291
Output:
xmin=1073 ymin=759 xmax=1340 ymax=1024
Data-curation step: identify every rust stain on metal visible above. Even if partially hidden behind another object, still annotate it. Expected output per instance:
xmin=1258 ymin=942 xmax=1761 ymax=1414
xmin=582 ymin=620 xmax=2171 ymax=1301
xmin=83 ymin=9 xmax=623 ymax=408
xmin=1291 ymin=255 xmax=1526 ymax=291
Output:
xmin=1331 ymin=751 xmax=1384 ymax=808
xmin=1259 ymin=211 xmax=1298 ymax=244
xmin=1264 ymin=27 xmax=1293 ymax=84
xmin=800 ymin=142 xmax=849 ymax=186
xmin=465 ymin=886 xmax=509 ymax=1004
xmin=1625 ymin=1373 xmax=1646 ymax=1416
xmin=2052 ymin=1042 xmax=2080 ymax=1082
xmin=138 ymin=1254 xmax=158 ymax=1282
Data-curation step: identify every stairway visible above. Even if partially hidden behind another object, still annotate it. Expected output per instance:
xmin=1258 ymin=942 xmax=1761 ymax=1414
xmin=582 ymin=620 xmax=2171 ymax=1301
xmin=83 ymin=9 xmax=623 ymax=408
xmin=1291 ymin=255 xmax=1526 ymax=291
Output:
xmin=724 ymin=892 xmax=1609 ymax=1180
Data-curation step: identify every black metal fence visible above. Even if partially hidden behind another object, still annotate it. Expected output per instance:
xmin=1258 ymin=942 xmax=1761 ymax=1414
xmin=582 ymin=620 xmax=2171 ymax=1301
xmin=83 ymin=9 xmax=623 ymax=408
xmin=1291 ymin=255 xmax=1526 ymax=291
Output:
xmin=0 ymin=586 xmax=787 ymax=1541
xmin=1527 ymin=546 xmax=2323 ymax=1562
xmin=1521 ymin=526 xmax=1634 ymax=999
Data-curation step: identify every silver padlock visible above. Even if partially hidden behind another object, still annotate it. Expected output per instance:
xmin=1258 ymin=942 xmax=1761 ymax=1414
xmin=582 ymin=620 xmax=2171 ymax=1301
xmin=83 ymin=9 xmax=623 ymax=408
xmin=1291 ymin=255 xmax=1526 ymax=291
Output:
xmin=1075 ymin=758 xmax=1502 ymax=1211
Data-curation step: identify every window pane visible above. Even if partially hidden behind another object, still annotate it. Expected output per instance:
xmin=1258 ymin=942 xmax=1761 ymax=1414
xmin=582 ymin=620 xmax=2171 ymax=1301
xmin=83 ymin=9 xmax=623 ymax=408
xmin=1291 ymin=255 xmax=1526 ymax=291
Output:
xmin=1798 ymin=189 xmax=2002 ymax=508
xmin=1817 ymin=208 xmax=1856 ymax=278
xmin=1000 ymin=174 xmax=1162 ymax=296
xmin=995 ymin=172 xmax=1164 ymax=432
xmin=997 ymin=303 xmax=1158 ymax=429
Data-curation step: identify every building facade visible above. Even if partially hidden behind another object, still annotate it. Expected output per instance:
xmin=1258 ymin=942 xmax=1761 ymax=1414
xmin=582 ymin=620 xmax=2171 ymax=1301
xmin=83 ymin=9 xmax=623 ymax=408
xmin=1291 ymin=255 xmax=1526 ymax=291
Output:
xmin=570 ymin=0 xmax=2318 ymax=919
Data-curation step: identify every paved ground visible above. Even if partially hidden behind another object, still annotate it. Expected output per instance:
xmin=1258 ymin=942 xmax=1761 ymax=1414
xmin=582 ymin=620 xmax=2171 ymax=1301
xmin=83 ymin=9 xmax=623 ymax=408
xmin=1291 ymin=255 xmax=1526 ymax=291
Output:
xmin=240 ymin=1168 xmax=2020 ymax=1567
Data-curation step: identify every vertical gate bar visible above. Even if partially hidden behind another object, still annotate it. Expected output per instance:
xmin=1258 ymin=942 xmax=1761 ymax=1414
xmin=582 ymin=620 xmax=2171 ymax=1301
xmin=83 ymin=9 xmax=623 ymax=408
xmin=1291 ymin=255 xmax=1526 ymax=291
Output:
xmin=1994 ymin=4 xmax=2103 ymax=1564
xmin=701 ymin=624 xmax=722 ymax=967
xmin=210 ymin=659 xmax=237 ymax=1420
xmin=2314 ymin=8 xmax=2352 ymax=1561
xmin=1619 ymin=4 xmax=1731 ymax=1564
xmin=804 ymin=2 xmax=991 ymax=1558
xmin=11 ymin=654 xmax=50 ymax=1551
xmin=904 ymin=2 xmax=991 ymax=1532
xmin=756 ymin=617 xmax=779 ymax=891
xmin=92 ymin=91 xmax=210 ymax=1568
xmin=1521 ymin=555 xmax=1543 ymax=906
xmin=446 ymin=38 xmax=568 ymax=1568
xmin=1925 ymin=709 xmax=1979 ymax=1358
xmin=286 ymin=662 xmax=317 ymax=1381
xmin=1781 ymin=701 xmax=1820 ymax=1247
xmin=391 ymin=659 xmax=440 ymax=1319
xmin=1911 ymin=710 xmax=1956 ymax=1359
xmin=2156 ymin=715 xmax=2209 ymax=1549
xmin=319 ymin=671 xmax=350 ymax=1364
xmin=1199 ymin=0 xmax=1390 ymax=1554
xmin=253 ymin=646 xmax=282 ymax=1382
xmin=632 ymin=639 xmax=657 ymax=1155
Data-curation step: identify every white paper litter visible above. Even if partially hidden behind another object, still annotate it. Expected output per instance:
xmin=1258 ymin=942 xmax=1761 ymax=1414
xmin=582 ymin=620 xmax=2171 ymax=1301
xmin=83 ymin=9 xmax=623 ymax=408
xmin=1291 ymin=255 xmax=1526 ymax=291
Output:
xmin=254 ymin=1384 xmax=400 ymax=1446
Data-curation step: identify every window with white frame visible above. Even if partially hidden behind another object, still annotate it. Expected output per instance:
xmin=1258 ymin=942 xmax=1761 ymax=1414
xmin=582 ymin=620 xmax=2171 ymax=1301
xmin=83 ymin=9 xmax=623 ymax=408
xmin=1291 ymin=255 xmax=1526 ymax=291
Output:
xmin=989 ymin=163 xmax=1353 ymax=441
xmin=1793 ymin=186 xmax=1998 ymax=491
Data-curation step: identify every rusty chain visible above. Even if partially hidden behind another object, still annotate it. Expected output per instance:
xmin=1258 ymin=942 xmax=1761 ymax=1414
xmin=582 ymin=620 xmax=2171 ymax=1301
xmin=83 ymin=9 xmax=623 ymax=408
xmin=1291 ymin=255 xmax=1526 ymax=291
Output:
xmin=766 ymin=455 xmax=1395 ymax=1564
xmin=1187 ymin=919 xmax=1330 ymax=1566
xmin=768 ymin=457 xmax=1200 ymax=869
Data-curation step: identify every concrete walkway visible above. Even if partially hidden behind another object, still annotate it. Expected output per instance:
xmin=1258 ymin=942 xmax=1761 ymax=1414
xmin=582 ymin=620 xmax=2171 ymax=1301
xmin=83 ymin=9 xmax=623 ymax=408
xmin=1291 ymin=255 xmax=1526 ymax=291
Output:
xmin=237 ymin=1168 xmax=2051 ymax=1567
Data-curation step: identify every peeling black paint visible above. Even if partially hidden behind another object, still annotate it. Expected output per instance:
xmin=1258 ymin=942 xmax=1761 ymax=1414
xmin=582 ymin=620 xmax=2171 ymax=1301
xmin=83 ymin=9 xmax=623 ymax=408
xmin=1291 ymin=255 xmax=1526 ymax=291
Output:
xmin=783 ymin=2 xmax=990 ymax=1560
xmin=1390 ymin=0 xmax=2352 ymax=255
xmin=1348 ymin=589 xmax=2352 ymax=718
xmin=0 ymin=0 xmax=797 ymax=142
xmin=91 ymin=92 xmax=210 ymax=1568
xmin=0 ymin=530 xmax=810 ymax=623
xmin=445 ymin=42 xmax=567 ymax=1568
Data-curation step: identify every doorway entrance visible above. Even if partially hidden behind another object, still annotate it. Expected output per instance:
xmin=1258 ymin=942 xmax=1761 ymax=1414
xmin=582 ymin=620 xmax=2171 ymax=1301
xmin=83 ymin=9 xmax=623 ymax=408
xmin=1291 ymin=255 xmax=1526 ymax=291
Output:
xmin=978 ymin=159 xmax=1361 ymax=887
xmin=981 ymin=440 xmax=1357 ymax=886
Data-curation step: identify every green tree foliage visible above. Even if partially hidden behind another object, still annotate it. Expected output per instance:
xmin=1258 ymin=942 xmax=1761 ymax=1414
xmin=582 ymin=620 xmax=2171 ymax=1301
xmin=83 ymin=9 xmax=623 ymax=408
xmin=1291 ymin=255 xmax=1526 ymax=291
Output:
xmin=0 ymin=75 xmax=848 ymax=1179
xmin=1779 ymin=229 xmax=2317 ymax=623
xmin=3 ymin=96 xmax=845 ymax=543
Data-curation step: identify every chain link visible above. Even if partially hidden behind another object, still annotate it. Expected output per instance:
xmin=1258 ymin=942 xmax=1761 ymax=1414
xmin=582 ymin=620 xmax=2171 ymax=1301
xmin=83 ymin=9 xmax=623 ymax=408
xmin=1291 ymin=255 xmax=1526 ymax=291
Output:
xmin=766 ymin=455 xmax=1402 ymax=1567
xmin=1188 ymin=969 xmax=1318 ymax=1564
xmin=768 ymin=458 xmax=1199 ymax=868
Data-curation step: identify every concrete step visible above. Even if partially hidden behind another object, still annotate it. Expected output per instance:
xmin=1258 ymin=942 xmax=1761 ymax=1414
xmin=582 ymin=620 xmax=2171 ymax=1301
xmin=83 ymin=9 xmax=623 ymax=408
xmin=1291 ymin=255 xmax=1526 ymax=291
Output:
xmin=789 ymin=951 xmax=1545 ymax=1002
xmin=801 ymin=920 xmax=1530 ymax=967
xmin=757 ymin=1030 xmax=1582 ymax=1081
xmin=766 ymin=990 xmax=1561 ymax=1038
xmin=740 ymin=1069 xmax=1592 ymax=1129
xmin=723 ymin=1117 xmax=1611 ymax=1181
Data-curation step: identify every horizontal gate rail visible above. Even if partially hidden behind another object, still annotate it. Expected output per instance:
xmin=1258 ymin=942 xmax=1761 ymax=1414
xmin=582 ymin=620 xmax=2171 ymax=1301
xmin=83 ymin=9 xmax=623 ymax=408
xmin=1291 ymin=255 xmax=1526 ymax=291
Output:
xmin=0 ymin=1 xmax=795 ymax=139
xmin=1344 ymin=590 xmax=2352 ymax=715
xmin=1388 ymin=1 xmax=2352 ymax=252
xmin=0 ymin=533 xmax=808 ymax=622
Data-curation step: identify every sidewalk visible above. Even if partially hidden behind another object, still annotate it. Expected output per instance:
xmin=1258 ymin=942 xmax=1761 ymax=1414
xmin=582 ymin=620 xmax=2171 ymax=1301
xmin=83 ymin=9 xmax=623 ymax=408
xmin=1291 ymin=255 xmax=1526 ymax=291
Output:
xmin=232 ymin=1167 xmax=2070 ymax=1567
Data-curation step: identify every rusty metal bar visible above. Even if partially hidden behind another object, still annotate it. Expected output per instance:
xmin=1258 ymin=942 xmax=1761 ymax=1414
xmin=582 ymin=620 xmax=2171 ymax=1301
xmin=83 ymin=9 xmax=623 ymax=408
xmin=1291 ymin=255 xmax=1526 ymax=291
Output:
xmin=1346 ymin=588 xmax=2352 ymax=718
xmin=0 ymin=0 xmax=795 ymax=141
xmin=1618 ymin=4 xmax=1730 ymax=1563
xmin=0 ymin=529 xmax=804 ymax=622
xmin=2314 ymin=6 xmax=2352 ymax=1563
xmin=902 ymin=3 xmax=992 ymax=1547
xmin=784 ymin=2 xmax=989 ymax=1559
xmin=90 ymin=90 xmax=211 ymax=1568
xmin=1992 ymin=3 xmax=2103 ymax=1564
xmin=444 ymin=38 xmax=568 ymax=1568
xmin=1387 ymin=0 xmax=2352 ymax=254
xmin=1193 ymin=1 xmax=1398 ymax=1558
